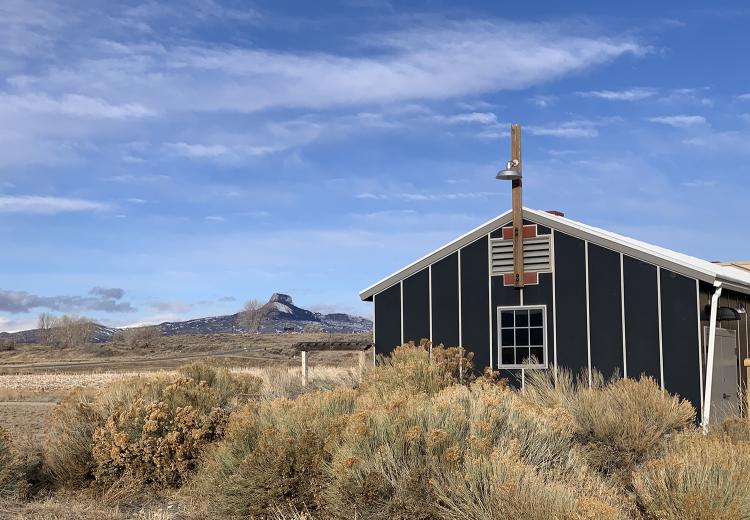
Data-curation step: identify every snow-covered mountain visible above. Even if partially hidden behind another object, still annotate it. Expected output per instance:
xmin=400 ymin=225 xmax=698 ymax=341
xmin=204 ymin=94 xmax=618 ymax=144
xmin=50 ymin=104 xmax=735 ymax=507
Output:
xmin=0 ymin=293 xmax=372 ymax=344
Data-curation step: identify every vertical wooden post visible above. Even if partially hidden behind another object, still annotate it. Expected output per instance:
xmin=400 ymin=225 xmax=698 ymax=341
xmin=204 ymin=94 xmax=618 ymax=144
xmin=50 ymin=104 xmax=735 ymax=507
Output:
xmin=358 ymin=350 xmax=366 ymax=383
xmin=301 ymin=350 xmax=308 ymax=387
xmin=744 ymin=358 xmax=750 ymax=414
xmin=511 ymin=124 xmax=524 ymax=289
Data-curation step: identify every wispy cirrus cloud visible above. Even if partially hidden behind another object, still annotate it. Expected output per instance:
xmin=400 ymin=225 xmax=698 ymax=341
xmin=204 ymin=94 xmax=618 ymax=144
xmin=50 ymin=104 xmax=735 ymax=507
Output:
xmin=356 ymin=191 xmax=498 ymax=201
xmin=577 ymin=87 xmax=657 ymax=101
xmin=0 ymin=93 xmax=155 ymax=119
xmin=162 ymin=142 xmax=279 ymax=161
xmin=647 ymin=115 xmax=706 ymax=127
xmin=7 ymin=19 xmax=646 ymax=115
xmin=527 ymin=120 xmax=600 ymax=138
xmin=0 ymin=196 xmax=109 ymax=214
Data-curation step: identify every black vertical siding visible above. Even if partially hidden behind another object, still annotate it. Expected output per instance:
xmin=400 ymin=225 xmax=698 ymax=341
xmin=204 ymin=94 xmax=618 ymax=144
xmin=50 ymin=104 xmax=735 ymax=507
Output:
xmin=374 ymin=283 xmax=401 ymax=357
xmin=660 ymin=269 xmax=702 ymax=417
xmin=623 ymin=256 xmax=660 ymax=382
xmin=491 ymin=274 xmax=521 ymax=387
xmin=554 ymin=232 xmax=589 ymax=378
xmin=523 ymin=272 xmax=555 ymax=367
xmin=402 ymin=268 xmax=430 ymax=345
xmin=460 ymin=236 xmax=490 ymax=372
xmin=431 ymin=252 xmax=460 ymax=347
xmin=587 ymin=244 xmax=623 ymax=379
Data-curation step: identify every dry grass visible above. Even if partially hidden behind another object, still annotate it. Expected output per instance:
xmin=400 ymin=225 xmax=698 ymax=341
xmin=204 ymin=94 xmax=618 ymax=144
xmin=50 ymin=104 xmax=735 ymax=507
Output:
xmin=1 ymin=341 xmax=747 ymax=519
xmin=0 ymin=372 xmax=150 ymax=400
xmin=633 ymin=432 xmax=750 ymax=519
xmin=0 ymin=332 xmax=368 ymax=372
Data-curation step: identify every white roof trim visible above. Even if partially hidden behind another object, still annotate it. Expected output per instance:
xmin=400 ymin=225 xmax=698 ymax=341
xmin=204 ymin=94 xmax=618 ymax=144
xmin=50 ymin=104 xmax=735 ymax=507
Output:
xmin=360 ymin=207 xmax=750 ymax=301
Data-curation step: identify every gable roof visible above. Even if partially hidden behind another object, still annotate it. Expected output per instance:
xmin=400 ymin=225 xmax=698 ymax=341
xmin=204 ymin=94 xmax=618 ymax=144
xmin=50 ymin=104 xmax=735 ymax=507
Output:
xmin=359 ymin=207 xmax=750 ymax=301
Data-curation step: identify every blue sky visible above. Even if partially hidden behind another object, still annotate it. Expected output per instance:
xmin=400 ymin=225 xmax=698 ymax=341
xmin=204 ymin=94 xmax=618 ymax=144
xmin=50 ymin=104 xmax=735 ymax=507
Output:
xmin=1 ymin=1 xmax=749 ymax=331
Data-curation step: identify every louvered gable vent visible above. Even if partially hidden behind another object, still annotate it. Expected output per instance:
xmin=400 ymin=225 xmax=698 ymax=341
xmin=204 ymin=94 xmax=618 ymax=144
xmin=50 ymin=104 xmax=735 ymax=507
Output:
xmin=490 ymin=236 xmax=551 ymax=275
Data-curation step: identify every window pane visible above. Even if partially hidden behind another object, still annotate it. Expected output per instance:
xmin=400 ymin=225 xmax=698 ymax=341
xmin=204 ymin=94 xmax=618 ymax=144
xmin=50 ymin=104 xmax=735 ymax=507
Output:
xmin=515 ymin=310 xmax=528 ymax=327
xmin=529 ymin=309 xmax=543 ymax=327
xmin=529 ymin=347 xmax=544 ymax=364
xmin=501 ymin=347 xmax=515 ymax=365
xmin=519 ymin=348 xmax=532 ymax=364
xmin=501 ymin=311 xmax=514 ymax=328
xmin=515 ymin=328 xmax=529 ymax=346
xmin=530 ymin=327 xmax=544 ymax=346
xmin=501 ymin=329 xmax=515 ymax=347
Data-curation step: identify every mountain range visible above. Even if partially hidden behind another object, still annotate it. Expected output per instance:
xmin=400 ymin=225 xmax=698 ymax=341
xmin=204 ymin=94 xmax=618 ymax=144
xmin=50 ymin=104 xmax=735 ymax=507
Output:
xmin=0 ymin=293 xmax=372 ymax=344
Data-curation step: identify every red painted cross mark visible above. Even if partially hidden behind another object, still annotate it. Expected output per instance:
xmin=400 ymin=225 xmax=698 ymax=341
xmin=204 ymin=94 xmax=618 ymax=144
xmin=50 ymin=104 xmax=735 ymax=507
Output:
xmin=503 ymin=272 xmax=539 ymax=286
xmin=501 ymin=224 xmax=537 ymax=240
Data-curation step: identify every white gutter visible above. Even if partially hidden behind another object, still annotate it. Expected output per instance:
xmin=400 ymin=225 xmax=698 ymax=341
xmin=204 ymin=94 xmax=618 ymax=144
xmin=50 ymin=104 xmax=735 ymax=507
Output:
xmin=702 ymin=282 xmax=723 ymax=430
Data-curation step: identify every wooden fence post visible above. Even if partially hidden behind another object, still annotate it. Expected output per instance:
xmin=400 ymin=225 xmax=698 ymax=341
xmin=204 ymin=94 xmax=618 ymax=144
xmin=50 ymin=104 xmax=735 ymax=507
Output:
xmin=744 ymin=358 xmax=750 ymax=414
xmin=358 ymin=350 xmax=366 ymax=383
xmin=301 ymin=350 xmax=308 ymax=387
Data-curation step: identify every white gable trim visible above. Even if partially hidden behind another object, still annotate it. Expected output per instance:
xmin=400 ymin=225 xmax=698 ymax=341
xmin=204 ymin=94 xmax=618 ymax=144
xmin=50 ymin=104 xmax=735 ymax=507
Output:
xmin=359 ymin=207 xmax=750 ymax=301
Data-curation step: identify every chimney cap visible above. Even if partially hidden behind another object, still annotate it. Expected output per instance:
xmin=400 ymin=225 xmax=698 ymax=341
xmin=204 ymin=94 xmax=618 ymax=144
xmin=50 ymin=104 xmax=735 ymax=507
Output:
xmin=546 ymin=210 xmax=565 ymax=217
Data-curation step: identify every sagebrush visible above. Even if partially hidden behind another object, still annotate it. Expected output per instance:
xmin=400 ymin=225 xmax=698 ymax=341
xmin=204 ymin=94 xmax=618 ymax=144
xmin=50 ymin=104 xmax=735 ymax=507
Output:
xmin=7 ymin=342 xmax=748 ymax=520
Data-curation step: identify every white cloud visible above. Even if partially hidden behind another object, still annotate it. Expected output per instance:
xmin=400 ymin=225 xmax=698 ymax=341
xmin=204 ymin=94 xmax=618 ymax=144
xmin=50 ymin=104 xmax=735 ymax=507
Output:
xmin=127 ymin=198 xmax=147 ymax=204
xmin=683 ymin=179 xmax=718 ymax=188
xmin=0 ymin=195 xmax=109 ymax=214
xmin=647 ymin=115 xmax=706 ymax=127
xmin=527 ymin=120 xmax=599 ymax=138
xmin=162 ymin=142 xmax=279 ymax=161
xmin=356 ymin=191 xmax=498 ymax=201
xmin=434 ymin=112 xmax=499 ymax=125
xmin=684 ymin=131 xmax=750 ymax=154
xmin=148 ymin=300 xmax=194 ymax=313
xmin=737 ymin=93 xmax=750 ymax=101
xmin=0 ymin=93 xmax=155 ymax=119
xmin=577 ymin=87 xmax=657 ymax=101
xmin=205 ymin=215 xmax=226 ymax=222
xmin=529 ymin=95 xmax=558 ymax=108
xmin=10 ymin=20 xmax=645 ymax=114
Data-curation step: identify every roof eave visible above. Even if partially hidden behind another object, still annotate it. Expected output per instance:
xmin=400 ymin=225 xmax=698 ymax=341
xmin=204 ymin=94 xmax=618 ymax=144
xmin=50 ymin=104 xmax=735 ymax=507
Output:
xmin=359 ymin=209 xmax=513 ymax=301
xmin=360 ymin=207 xmax=750 ymax=302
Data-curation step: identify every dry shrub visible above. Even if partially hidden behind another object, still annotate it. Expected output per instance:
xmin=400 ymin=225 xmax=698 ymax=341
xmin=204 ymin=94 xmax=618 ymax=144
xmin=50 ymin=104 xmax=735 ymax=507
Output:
xmin=433 ymin=447 xmax=621 ymax=520
xmin=362 ymin=341 xmax=472 ymax=400
xmin=45 ymin=363 xmax=260 ymax=489
xmin=523 ymin=369 xmax=695 ymax=484
xmin=324 ymin=381 xmax=621 ymax=520
xmin=91 ymin=392 xmax=227 ymax=486
xmin=249 ymin=366 xmax=359 ymax=401
xmin=45 ymin=389 xmax=101 ymax=486
xmin=711 ymin=415 xmax=750 ymax=443
xmin=192 ymin=388 xmax=357 ymax=519
xmin=0 ymin=428 xmax=21 ymax=495
xmin=633 ymin=432 xmax=750 ymax=519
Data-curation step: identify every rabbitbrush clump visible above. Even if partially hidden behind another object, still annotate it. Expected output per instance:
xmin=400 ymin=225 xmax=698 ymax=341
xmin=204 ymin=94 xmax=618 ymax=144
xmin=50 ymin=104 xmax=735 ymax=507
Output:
xmin=44 ymin=362 xmax=261 ymax=488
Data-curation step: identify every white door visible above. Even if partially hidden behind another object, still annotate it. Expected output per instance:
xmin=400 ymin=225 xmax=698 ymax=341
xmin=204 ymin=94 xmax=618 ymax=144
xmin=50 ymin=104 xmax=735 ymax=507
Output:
xmin=705 ymin=326 xmax=739 ymax=424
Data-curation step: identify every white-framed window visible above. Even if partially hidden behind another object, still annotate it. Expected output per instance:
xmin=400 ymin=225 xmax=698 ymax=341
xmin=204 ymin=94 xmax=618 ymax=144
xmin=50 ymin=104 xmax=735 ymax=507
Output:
xmin=497 ymin=305 xmax=548 ymax=369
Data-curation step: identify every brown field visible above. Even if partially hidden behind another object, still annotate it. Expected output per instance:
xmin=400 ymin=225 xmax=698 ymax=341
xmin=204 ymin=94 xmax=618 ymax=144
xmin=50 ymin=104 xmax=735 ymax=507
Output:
xmin=0 ymin=332 xmax=363 ymax=494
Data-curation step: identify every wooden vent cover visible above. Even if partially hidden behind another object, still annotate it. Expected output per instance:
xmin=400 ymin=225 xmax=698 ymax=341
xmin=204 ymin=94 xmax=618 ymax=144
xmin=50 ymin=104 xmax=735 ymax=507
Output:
xmin=490 ymin=235 xmax=551 ymax=275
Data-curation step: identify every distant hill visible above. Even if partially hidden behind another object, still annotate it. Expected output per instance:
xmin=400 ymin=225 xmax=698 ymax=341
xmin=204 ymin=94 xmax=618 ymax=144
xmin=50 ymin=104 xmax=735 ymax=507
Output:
xmin=0 ymin=293 xmax=372 ymax=344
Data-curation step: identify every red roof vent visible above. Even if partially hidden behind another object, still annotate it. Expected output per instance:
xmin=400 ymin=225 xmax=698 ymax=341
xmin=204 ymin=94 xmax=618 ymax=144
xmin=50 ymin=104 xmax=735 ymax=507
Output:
xmin=546 ymin=210 xmax=565 ymax=217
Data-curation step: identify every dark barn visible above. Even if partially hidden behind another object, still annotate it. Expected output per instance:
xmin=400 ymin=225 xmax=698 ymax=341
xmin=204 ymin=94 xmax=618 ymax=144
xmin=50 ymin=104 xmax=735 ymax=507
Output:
xmin=360 ymin=207 xmax=750 ymax=427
